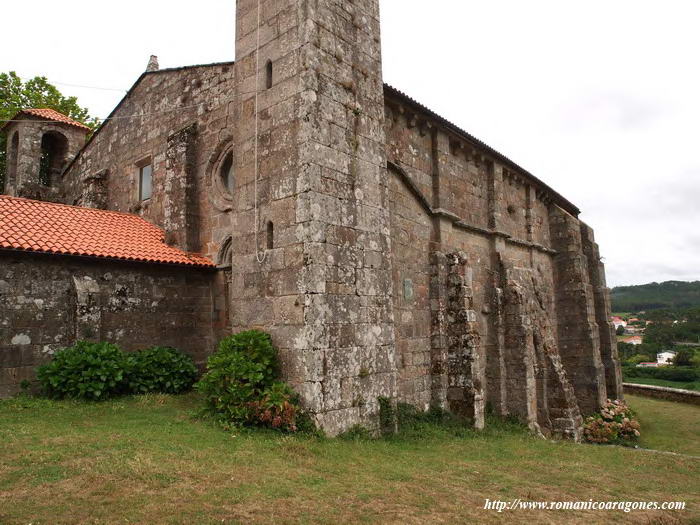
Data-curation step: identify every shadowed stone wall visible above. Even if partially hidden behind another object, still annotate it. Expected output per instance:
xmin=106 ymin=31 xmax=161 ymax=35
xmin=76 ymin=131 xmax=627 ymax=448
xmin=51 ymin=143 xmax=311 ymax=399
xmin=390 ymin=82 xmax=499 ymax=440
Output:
xmin=382 ymin=85 xmax=621 ymax=436
xmin=0 ymin=252 xmax=216 ymax=398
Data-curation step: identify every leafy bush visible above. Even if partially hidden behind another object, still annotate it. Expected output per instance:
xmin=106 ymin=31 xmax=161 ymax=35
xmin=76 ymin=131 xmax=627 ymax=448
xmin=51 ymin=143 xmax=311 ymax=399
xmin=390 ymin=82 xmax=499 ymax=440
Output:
xmin=247 ymin=382 xmax=301 ymax=432
xmin=625 ymin=354 xmax=653 ymax=366
xmin=196 ymin=330 xmax=284 ymax=425
xmin=37 ymin=341 xmax=198 ymax=400
xmin=583 ymin=399 xmax=640 ymax=445
xmin=125 ymin=346 xmax=197 ymax=395
xmin=623 ymin=366 xmax=698 ymax=382
xmin=37 ymin=341 xmax=127 ymax=400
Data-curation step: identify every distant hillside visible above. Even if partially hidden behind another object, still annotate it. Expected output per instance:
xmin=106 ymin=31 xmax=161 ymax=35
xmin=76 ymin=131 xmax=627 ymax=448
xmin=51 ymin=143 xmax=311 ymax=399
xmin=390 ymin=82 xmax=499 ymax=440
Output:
xmin=611 ymin=281 xmax=700 ymax=312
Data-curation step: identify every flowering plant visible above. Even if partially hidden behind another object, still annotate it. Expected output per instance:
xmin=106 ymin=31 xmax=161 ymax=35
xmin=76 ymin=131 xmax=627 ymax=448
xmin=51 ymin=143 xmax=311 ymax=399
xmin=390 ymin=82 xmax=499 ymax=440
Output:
xmin=583 ymin=399 xmax=640 ymax=445
xmin=247 ymin=382 xmax=300 ymax=432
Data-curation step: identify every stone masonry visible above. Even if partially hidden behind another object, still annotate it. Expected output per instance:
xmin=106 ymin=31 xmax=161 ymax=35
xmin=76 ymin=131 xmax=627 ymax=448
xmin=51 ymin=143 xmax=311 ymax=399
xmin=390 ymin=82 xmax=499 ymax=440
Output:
xmin=0 ymin=0 xmax=622 ymax=437
xmin=0 ymin=252 xmax=215 ymax=398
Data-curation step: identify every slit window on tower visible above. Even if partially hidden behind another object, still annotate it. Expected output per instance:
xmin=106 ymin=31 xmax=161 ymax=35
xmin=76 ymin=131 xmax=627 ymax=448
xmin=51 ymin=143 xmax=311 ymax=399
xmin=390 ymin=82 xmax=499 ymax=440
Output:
xmin=267 ymin=221 xmax=274 ymax=249
xmin=265 ymin=60 xmax=273 ymax=89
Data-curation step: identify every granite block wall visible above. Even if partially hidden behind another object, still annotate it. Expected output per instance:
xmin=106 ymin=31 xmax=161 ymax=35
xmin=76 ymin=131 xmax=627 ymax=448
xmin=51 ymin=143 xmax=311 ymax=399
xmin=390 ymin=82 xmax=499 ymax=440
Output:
xmin=0 ymin=252 xmax=217 ymax=397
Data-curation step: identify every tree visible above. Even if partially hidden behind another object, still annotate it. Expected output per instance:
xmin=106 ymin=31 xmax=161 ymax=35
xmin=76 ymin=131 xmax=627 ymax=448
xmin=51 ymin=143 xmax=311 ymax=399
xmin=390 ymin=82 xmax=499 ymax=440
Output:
xmin=616 ymin=325 xmax=625 ymax=336
xmin=627 ymin=354 xmax=653 ymax=365
xmin=673 ymin=349 xmax=693 ymax=367
xmin=644 ymin=323 xmax=676 ymax=347
xmin=0 ymin=71 xmax=99 ymax=190
xmin=691 ymin=352 xmax=700 ymax=369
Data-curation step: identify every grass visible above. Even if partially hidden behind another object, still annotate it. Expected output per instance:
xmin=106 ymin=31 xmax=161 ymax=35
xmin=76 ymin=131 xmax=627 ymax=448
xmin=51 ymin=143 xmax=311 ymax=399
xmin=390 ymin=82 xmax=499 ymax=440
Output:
xmin=0 ymin=393 xmax=697 ymax=524
xmin=624 ymin=375 xmax=700 ymax=391
xmin=627 ymin=394 xmax=700 ymax=456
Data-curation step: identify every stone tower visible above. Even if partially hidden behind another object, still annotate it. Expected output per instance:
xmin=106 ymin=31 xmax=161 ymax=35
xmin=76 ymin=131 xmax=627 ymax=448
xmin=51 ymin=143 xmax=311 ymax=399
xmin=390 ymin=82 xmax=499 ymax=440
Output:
xmin=1 ymin=110 xmax=89 ymax=201
xmin=230 ymin=0 xmax=396 ymax=433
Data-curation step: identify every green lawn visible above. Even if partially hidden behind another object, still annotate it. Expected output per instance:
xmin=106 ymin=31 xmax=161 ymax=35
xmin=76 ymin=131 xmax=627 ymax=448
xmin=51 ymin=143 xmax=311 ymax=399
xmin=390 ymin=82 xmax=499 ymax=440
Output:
xmin=627 ymin=394 xmax=700 ymax=456
xmin=0 ymin=393 xmax=697 ymax=524
xmin=624 ymin=376 xmax=700 ymax=391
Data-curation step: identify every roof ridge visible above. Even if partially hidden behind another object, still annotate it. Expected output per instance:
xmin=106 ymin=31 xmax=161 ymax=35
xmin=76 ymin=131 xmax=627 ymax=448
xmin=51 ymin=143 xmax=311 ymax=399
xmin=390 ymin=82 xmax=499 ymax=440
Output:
xmin=143 ymin=60 xmax=236 ymax=76
xmin=62 ymin=60 xmax=236 ymax=178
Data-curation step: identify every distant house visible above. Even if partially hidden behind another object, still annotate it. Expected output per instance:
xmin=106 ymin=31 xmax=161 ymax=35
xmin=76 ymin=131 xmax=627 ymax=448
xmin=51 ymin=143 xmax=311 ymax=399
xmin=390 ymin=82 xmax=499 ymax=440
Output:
xmin=621 ymin=336 xmax=643 ymax=345
xmin=637 ymin=362 xmax=659 ymax=368
xmin=657 ymin=351 xmax=677 ymax=366
xmin=611 ymin=316 xmax=627 ymax=330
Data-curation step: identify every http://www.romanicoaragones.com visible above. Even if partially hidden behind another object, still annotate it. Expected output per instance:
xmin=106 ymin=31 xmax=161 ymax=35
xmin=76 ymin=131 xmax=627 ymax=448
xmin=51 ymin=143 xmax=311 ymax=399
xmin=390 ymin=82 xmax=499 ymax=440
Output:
xmin=484 ymin=498 xmax=686 ymax=513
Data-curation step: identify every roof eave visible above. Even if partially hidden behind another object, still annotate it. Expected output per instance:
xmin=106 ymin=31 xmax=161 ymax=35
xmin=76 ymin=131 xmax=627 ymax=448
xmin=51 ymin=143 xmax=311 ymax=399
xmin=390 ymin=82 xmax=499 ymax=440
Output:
xmin=0 ymin=246 xmax=216 ymax=270
xmin=383 ymin=84 xmax=581 ymax=217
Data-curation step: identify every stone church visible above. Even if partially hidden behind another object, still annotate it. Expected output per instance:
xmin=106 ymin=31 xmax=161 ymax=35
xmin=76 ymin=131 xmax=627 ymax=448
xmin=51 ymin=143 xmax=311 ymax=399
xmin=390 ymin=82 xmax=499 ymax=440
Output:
xmin=0 ymin=0 xmax=621 ymax=437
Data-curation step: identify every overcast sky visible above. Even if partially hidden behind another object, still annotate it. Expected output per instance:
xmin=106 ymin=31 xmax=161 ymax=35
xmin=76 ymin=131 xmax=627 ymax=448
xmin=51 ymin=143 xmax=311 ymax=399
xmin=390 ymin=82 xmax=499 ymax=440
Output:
xmin=2 ymin=0 xmax=698 ymax=287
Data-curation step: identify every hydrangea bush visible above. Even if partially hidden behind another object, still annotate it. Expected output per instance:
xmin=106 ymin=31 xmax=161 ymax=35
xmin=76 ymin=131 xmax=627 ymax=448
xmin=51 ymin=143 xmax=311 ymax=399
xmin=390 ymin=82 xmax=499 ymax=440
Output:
xmin=196 ymin=330 xmax=309 ymax=432
xmin=583 ymin=399 xmax=641 ymax=445
xmin=37 ymin=341 xmax=127 ymax=400
xmin=37 ymin=341 xmax=197 ymax=400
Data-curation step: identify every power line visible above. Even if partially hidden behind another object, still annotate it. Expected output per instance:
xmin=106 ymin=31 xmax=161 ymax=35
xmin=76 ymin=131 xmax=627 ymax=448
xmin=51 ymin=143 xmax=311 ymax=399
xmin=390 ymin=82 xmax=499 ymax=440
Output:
xmin=0 ymin=90 xmax=256 ymax=125
xmin=19 ymin=76 xmax=128 ymax=93
xmin=50 ymin=81 xmax=127 ymax=93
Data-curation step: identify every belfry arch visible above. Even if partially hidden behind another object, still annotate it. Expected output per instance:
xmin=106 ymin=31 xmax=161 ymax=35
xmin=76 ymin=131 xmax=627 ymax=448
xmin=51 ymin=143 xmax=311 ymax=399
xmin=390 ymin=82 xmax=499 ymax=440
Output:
xmin=39 ymin=131 xmax=69 ymax=187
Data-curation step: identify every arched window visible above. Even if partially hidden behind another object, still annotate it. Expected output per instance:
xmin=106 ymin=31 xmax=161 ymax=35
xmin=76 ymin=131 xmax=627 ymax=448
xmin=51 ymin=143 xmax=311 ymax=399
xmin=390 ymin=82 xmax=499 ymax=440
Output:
xmin=217 ymin=236 xmax=233 ymax=269
xmin=265 ymin=60 xmax=273 ymax=90
xmin=267 ymin=221 xmax=274 ymax=249
xmin=217 ymin=235 xmax=233 ymax=333
xmin=219 ymin=151 xmax=234 ymax=195
xmin=38 ymin=132 xmax=69 ymax=187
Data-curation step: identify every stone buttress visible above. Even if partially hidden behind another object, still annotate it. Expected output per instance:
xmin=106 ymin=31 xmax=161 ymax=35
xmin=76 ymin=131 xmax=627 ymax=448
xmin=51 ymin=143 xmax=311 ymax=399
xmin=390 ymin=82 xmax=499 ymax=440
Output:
xmin=230 ymin=0 xmax=396 ymax=434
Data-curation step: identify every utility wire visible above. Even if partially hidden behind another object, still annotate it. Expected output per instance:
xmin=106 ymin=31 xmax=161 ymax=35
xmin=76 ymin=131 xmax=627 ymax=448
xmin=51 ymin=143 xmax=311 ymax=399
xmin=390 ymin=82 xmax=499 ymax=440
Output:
xmin=19 ymin=76 xmax=128 ymax=93
xmin=49 ymin=81 xmax=128 ymax=93
xmin=0 ymin=89 xmax=257 ymax=125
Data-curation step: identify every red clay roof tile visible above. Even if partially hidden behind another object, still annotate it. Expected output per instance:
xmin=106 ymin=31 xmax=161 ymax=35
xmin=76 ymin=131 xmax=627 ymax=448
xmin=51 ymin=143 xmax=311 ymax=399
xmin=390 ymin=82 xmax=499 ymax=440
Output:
xmin=3 ymin=108 xmax=92 ymax=132
xmin=0 ymin=195 xmax=214 ymax=268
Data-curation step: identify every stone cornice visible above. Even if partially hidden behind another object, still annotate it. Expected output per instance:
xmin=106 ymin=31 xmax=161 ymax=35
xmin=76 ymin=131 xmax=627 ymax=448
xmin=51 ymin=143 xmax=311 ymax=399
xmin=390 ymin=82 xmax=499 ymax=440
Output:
xmin=388 ymin=161 xmax=558 ymax=256
xmin=384 ymin=84 xmax=580 ymax=217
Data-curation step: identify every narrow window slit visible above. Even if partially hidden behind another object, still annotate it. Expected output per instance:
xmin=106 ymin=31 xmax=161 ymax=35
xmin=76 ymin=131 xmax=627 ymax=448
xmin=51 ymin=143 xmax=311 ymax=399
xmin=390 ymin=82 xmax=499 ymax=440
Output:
xmin=265 ymin=60 xmax=273 ymax=89
xmin=266 ymin=221 xmax=274 ymax=250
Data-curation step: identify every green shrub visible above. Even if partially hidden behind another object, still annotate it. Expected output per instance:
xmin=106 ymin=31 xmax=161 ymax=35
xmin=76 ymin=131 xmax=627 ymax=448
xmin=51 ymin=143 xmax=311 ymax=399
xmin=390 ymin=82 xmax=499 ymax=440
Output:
xmin=196 ymin=330 xmax=282 ymax=425
xmin=625 ymin=354 xmax=653 ymax=366
xmin=247 ymin=381 xmax=301 ymax=432
xmin=656 ymin=367 xmax=698 ymax=382
xmin=125 ymin=346 xmax=197 ymax=395
xmin=583 ymin=399 xmax=640 ymax=445
xmin=378 ymin=396 xmax=397 ymax=436
xmin=339 ymin=424 xmax=374 ymax=440
xmin=623 ymin=365 xmax=698 ymax=382
xmin=37 ymin=341 xmax=127 ymax=400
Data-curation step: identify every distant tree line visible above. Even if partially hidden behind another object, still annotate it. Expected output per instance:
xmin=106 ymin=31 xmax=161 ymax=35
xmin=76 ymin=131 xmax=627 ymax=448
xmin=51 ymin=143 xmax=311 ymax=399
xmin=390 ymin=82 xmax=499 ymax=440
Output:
xmin=611 ymin=280 xmax=700 ymax=312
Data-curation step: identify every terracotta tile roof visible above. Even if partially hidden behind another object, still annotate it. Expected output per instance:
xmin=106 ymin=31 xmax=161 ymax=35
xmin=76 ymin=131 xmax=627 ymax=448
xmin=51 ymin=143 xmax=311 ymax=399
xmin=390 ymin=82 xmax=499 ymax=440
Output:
xmin=2 ymin=108 xmax=92 ymax=132
xmin=0 ymin=195 xmax=214 ymax=268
